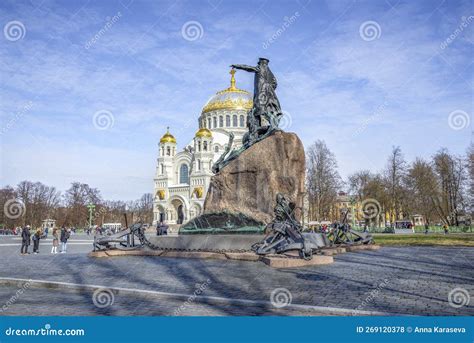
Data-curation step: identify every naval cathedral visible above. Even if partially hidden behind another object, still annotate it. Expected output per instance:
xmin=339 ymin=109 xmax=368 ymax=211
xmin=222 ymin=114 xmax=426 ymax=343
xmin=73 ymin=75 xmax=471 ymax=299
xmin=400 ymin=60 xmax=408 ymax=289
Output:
xmin=153 ymin=70 xmax=252 ymax=225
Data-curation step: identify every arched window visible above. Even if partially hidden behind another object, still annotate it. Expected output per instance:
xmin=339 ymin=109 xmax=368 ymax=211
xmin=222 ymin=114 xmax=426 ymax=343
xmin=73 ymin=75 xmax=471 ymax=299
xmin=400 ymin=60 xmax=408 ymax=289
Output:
xmin=214 ymin=145 xmax=219 ymax=153
xmin=213 ymin=117 xmax=217 ymax=128
xmin=208 ymin=118 xmax=211 ymax=128
xmin=219 ymin=116 xmax=224 ymax=127
xmin=203 ymin=141 xmax=208 ymax=151
xmin=240 ymin=115 xmax=245 ymax=127
xmin=197 ymin=159 xmax=201 ymax=171
xmin=198 ymin=141 xmax=201 ymax=152
xmin=233 ymin=115 xmax=237 ymax=127
xmin=160 ymin=164 xmax=164 ymax=174
xmin=166 ymin=147 xmax=171 ymax=156
xmin=226 ymin=115 xmax=230 ymax=127
xmin=161 ymin=147 xmax=164 ymax=156
xmin=179 ymin=164 xmax=189 ymax=184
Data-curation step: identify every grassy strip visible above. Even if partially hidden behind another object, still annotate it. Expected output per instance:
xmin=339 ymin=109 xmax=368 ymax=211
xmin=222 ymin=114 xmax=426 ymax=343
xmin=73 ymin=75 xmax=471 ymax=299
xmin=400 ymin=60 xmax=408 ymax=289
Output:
xmin=373 ymin=233 xmax=474 ymax=247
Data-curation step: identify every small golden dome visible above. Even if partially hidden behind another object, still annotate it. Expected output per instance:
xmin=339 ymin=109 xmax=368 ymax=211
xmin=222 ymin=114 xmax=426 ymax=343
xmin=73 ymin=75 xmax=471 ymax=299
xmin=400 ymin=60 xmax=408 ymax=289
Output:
xmin=160 ymin=127 xmax=176 ymax=144
xmin=195 ymin=128 xmax=212 ymax=138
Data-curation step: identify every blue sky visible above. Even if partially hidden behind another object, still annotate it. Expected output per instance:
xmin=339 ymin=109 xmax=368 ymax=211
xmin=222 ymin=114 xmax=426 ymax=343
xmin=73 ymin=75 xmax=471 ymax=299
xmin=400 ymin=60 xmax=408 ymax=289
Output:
xmin=0 ymin=0 xmax=472 ymax=200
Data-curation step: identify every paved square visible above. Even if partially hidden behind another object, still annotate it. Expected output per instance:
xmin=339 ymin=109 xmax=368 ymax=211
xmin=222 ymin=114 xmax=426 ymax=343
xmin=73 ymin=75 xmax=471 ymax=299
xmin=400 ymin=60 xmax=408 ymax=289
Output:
xmin=0 ymin=235 xmax=472 ymax=316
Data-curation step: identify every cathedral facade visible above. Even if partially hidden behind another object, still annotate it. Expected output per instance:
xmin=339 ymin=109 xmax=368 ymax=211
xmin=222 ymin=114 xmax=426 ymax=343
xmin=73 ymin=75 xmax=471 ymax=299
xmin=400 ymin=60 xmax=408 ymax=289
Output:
xmin=153 ymin=70 xmax=252 ymax=225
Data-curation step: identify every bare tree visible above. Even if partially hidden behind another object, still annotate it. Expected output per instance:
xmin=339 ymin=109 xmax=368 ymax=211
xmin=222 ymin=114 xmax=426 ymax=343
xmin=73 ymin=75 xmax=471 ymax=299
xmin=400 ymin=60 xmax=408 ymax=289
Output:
xmin=63 ymin=182 xmax=102 ymax=227
xmin=433 ymin=149 xmax=467 ymax=226
xmin=9 ymin=181 xmax=61 ymax=227
xmin=406 ymin=158 xmax=440 ymax=224
xmin=0 ymin=186 xmax=18 ymax=228
xmin=467 ymin=143 xmax=474 ymax=216
xmin=1 ymin=181 xmax=153 ymax=230
xmin=136 ymin=193 xmax=153 ymax=224
xmin=348 ymin=170 xmax=372 ymax=200
xmin=306 ymin=140 xmax=342 ymax=221
xmin=383 ymin=146 xmax=408 ymax=222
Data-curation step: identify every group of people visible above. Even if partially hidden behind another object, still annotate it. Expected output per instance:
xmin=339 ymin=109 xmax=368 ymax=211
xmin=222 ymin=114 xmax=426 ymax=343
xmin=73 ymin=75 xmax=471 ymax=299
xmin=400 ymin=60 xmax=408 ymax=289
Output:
xmin=156 ymin=222 xmax=169 ymax=236
xmin=20 ymin=226 xmax=71 ymax=255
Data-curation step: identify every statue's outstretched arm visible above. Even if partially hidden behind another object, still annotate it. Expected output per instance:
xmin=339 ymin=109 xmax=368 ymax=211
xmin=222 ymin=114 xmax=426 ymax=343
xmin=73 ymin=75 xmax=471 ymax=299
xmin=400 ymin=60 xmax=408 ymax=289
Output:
xmin=231 ymin=64 xmax=258 ymax=73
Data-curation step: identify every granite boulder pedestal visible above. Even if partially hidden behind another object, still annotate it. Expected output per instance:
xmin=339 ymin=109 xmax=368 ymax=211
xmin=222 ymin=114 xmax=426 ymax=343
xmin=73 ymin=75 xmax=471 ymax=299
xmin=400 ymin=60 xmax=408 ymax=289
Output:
xmin=180 ymin=130 xmax=306 ymax=234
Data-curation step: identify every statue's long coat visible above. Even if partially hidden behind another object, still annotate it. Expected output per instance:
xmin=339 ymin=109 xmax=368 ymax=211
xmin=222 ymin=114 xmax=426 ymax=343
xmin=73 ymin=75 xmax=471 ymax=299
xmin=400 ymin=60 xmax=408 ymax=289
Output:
xmin=253 ymin=64 xmax=281 ymax=120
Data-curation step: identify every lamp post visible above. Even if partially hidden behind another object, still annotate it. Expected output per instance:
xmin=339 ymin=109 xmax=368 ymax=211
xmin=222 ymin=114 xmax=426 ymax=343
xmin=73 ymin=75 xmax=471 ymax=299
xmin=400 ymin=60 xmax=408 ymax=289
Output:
xmin=87 ymin=203 xmax=95 ymax=229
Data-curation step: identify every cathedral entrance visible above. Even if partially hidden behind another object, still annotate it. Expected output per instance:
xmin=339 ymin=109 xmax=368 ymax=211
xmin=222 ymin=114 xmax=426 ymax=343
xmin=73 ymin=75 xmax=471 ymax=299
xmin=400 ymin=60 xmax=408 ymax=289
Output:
xmin=177 ymin=205 xmax=184 ymax=224
xmin=170 ymin=198 xmax=186 ymax=225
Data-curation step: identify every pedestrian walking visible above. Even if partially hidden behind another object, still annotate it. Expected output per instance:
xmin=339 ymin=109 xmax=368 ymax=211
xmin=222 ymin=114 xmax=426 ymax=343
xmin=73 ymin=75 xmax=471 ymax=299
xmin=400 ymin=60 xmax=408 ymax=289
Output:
xmin=60 ymin=227 xmax=70 ymax=253
xmin=51 ymin=228 xmax=59 ymax=254
xmin=443 ymin=224 xmax=449 ymax=235
xmin=20 ymin=225 xmax=31 ymax=255
xmin=32 ymin=228 xmax=42 ymax=254
xmin=424 ymin=223 xmax=429 ymax=234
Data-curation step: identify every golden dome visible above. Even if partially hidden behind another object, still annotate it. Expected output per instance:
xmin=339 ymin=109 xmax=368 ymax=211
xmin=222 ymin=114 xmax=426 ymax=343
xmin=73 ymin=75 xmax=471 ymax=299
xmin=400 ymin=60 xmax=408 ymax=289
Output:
xmin=195 ymin=128 xmax=212 ymax=138
xmin=201 ymin=69 xmax=253 ymax=114
xmin=160 ymin=127 xmax=176 ymax=144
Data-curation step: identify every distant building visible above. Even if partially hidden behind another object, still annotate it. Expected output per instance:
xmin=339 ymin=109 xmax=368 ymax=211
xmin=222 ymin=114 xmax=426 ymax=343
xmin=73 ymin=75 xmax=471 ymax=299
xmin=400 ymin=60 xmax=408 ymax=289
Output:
xmin=411 ymin=214 xmax=425 ymax=226
xmin=42 ymin=219 xmax=56 ymax=231
xmin=329 ymin=192 xmax=365 ymax=224
xmin=153 ymin=70 xmax=252 ymax=225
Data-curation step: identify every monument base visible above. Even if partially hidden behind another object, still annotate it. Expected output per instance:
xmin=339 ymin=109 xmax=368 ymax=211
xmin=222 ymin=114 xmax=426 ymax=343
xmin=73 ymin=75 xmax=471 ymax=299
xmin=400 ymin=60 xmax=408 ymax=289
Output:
xmin=147 ymin=234 xmax=265 ymax=250
xmin=88 ymin=240 xmax=381 ymax=268
xmin=179 ymin=212 xmax=265 ymax=235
